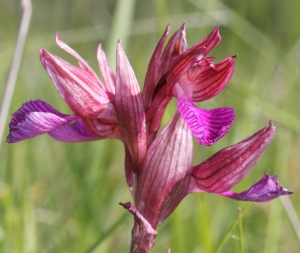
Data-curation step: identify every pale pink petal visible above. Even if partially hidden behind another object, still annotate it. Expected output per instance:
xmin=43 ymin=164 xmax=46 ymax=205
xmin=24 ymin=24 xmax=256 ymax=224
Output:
xmin=97 ymin=44 xmax=116 ymax=94
xmin=115 ymin=41 xmax=146 ymax=168
xmin=135 ymin=112 xmax=193 ymax=228
xmin=55 ymin=32 xmax=100 ymax=82
xmin=40 ymin=49 xmax=109 ymax=118
xmin=177 ymin=98 xmax=235 ymax=146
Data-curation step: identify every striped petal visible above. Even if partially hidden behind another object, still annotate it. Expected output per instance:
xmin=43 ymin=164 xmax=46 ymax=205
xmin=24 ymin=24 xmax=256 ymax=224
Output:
xmin=157 ymin=23 xmax=187 ymax=82
xmin=191 ymin=122 xmax=275 ymax=193
xmin=191 ymin=56 xmax=236 ymax=102
xmin=177 ymin=98 xmax=234 ymax=146
xmin=189 ymin=27 xmax=221 ymax=55
xmin=40 ymin=34 xmax=110 ymax=118
xmin=143 ymin=24 xmax=170 ymax=108
xmin=97 ymin=44 xmax=116 ymax=94
xmin=135 ymin=112 xmax=193 ymax=228
xmin=221 ymin=173 xmax=292 ymax=202
xmin=115 ymin=41 xmax=146 ymax=169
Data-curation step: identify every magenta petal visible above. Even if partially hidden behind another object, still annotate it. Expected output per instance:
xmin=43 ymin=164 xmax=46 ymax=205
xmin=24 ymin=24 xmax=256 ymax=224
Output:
xmin=49 ymin=118 xmax=98 ymax=142
xmin=221 ymin=173 xmax=292 ymax=202
xmin=177 ymin=98 xmax=235 ymax=146
xmin=7 ymin=100 xmax=78 ymax=143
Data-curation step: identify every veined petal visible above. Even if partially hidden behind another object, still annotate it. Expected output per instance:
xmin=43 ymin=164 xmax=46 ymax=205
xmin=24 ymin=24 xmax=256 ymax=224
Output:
xmin=177 ymin=98 xmax=235 ymax=146
xmin=189 ymin=27 xmax=221 ymax=55
xmin=40 ymin=49 xmax=109 ymax=118
xmin=221 ymin=173 xmax=292 ymax=202
xmin=97 ymin=44 xmax=116 ymax=94
xmin=166 ymin=47 xmax=206 ymax=94
xmin=7 ymin=100 xmax=79 ymax=143
xmin=55 ymin=33 xmax=100 ymax=82
xmin=116 ymin=41 xmax=146 ymax=168
xmin=135 ymin=112 xmax=193 ymax=228
xmin=157 ymin=23 xmax=187 ymax=82
xmin=191 ymin=121 xmax=275 ymax=193
xmin=191 ymin=56 xmax=237 ymax=102
xmin=143 ymin=24 xmax=170 ymax=108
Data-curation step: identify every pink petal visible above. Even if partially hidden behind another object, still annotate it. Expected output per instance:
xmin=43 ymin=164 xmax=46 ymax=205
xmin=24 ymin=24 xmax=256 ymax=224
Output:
xmin=40 ymin=35 xmax=110 ymax=118
xmin=166 ymin=47 xmax=207 ymax=94
xmin=55 ymin=32 xmax=100 ymax=82
xmin=189 ymin=27 xmax=221 ymax=55
xmin=7 ymin=100 xmax=80 ymax=143
xmin=191 ymin=121 xmax=275 ymax=193
xmin=177 ymin=98 xmax=235 ymax=146
xmin=157 ymin=23 xmax=188 ymax=82
xmin=115 ymin=41 xmax=147 ymax=168
xmin=135 ymin=112 xmax=193 ymax=228
xmin=221 ymin=173 xmax=292 ymax=202
xmin=191 ymin=56 xmax=237 ymax=102
xmin=97 ymin=44 xmax=116 ymax=94
xmin=143 ymin=24 xmax=170 ymax=108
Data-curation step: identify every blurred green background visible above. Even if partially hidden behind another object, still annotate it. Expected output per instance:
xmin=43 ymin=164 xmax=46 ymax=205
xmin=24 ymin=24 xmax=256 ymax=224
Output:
xmin=1 ymin=0 xmax=300 ymax=252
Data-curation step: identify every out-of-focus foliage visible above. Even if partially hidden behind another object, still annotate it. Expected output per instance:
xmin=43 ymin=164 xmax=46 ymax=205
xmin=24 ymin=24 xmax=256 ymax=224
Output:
xmin=0 ymin=0 xmax=299 ymax=252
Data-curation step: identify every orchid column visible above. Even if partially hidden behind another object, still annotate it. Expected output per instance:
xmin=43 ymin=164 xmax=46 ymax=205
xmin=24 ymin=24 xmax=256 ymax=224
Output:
xmin=7 ymin=24 xmax=292 ymax=253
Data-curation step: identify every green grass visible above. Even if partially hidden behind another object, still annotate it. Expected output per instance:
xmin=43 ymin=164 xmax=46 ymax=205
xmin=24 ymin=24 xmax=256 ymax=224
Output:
xmin=1 ymin=0 xmax=300 ymax=252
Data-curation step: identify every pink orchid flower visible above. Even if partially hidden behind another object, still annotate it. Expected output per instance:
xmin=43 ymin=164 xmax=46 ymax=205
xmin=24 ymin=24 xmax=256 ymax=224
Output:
xmin=7 ymin=24 xmax=292 ymax=253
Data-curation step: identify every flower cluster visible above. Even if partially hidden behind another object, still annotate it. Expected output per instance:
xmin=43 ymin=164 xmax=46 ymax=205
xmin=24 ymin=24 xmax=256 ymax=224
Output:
xmin=7 ymin=24 xmax=292 ymax=252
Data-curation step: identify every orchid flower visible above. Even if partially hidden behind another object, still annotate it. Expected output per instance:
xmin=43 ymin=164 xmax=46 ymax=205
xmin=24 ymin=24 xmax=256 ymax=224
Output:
xmin=7 ymin=24 xmax=292 ymax=253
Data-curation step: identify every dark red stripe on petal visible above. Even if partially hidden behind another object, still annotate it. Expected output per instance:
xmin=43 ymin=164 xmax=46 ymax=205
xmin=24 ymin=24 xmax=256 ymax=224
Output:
xmin=192 ymin=56 xmax=236 ymax=102
xmin=189 ymin=27 xmax=221 ymax=56
xmin=192 ymin=121 xmax=275 ymax=193
xmin=143 ymin=25 xmax=170 ymax=108
xmin=115 ymin=42 xmax=147 ymax=169
xmin=135 ymin=112 xmax=193 ymax=228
